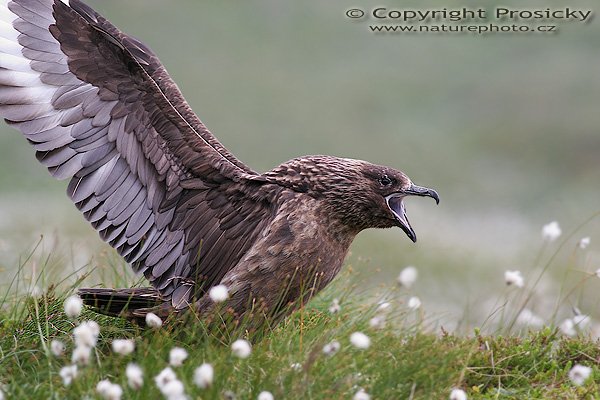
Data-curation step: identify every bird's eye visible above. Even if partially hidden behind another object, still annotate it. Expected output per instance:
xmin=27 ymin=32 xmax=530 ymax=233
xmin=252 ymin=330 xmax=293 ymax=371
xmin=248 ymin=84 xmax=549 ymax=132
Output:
xmin=379 ymin=175 xmax=392 ymax=186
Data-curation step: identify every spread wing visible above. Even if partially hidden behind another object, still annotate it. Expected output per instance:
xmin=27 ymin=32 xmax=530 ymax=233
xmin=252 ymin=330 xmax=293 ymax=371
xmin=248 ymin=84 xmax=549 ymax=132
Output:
xmin=0 ymin=0 xmax=280 ymax=307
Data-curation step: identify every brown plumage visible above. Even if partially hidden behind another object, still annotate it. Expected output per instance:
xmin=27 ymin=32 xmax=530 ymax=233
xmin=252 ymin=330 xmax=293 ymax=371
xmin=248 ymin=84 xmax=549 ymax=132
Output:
xmin=0 ymin=0 xmax=439 ymax=324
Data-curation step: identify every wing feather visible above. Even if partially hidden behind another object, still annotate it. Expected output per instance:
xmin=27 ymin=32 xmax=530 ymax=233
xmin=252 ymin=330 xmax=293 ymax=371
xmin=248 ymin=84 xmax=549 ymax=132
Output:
xmin=0 ymin=0 xmax=281 ymax=306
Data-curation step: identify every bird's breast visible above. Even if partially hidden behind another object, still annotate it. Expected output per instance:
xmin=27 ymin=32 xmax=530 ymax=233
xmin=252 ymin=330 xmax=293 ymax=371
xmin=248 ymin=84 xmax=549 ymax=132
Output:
xmin=218 ymin=194 xmax=357 ymax=315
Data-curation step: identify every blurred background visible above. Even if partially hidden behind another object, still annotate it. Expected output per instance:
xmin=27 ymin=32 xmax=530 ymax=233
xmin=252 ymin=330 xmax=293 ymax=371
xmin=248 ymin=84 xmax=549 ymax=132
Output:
xmin=1 ymin=0 xmax=599 ymax=332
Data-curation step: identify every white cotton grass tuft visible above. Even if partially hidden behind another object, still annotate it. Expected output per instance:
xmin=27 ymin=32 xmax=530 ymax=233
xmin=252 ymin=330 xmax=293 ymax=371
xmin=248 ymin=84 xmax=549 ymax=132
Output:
xmin=290 ymin=362 xmax=302 ymax=371
xmin=376 ymin=302 xmax=391 ymax=313
xmin=573 ymin=314 xmax=591 ymax=330
xmin=568 ymin=364 xmax=592 ymax=386
xmin=71 ymin=320 xmax=100 ymax=365
xmin=59 ymin=364 xmax=78 ymax=386
xmin=112 ymin=339 xmax=135 ymax=356
xmin=516 ymin=309 xmax=544 ymax=329
xmin=578 ymin=236 xmax=591 ymax=249
xmin=504 ymin=270 xmax=524 ymax=288
xmin=559 ymin=319 xmax=577 ymax=337
xmin=407 ymin=296 xmax=422 ymax=310
xmin=73 ymin=320 xmax=100 ymax=348
xmin=160 ymin=379 xmax=185 ymax=399
xmin=350 ymin=332 xmax=371 ymax=349
xmin=193 ymin=363 xmax=214 ymax=389
xmin=64 ymin=295 xmax=83 ymax=318
xmin=209 ymin=284 xmax=229 ymax=303
xmin=231 ymin=339 xmax=252 ymax=359
xmin=126 ymin=363 xmax=144 ymax=390
xmin=542 ymin=221 xmax=561 ymax=242
xmin=257 ymin=391 xmax=274 ymax=400
xmin=71 ymin=344 xmax=93 ymax=365
xmin=145 ymin=312 xmax=163 ymax=329
xmin=72 ymin=320 xmax=100 ymax=365
xmin=96 ymin=379 xmax=123 ymax=400
xmin=397 ymin=266 xmax=418 ymax=288
xmin=169 ymin=347 xmax=189 ymax=367
xmin=322 ymin=340 xmax=341 ymax=356
xmin=29 ymin=285 xmax=43 ymax=298
xmin=369 ymin=315 xmax=386 ymax=330
xmin=154 ymin=367 xmax=177 ymax=389
xmin=51 ymin=339 xmax=65 ymax=357
xmin=353 ymin=388 xmax=371 ymax=400
xmin=328 ymin=298 xmax=341 ymax=314
xmin=449 ymin=388 xmax=468 ymax=400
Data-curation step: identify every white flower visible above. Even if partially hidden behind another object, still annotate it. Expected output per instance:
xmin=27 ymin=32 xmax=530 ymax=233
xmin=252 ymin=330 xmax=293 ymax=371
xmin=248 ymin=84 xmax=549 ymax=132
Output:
xmin=223 ymin=390 xmax=236 ymax=400
xmin=568 ymin=364 xmax=592 ymax=386
xmin=160 ymin=379 xmax=185 ymax=398
xmin=72 ymin=345 xmax=93 ymax=365
xmin=350 ymin=332 xmax=371 ymax=349
xmin=353 ymin=388 xmax=370 ymax=400
xmin=169 ymin=347 xmax=188 ymax=367
xmin=369 ymin=315 xmax=386 ymax=329
xmin=407 ymin=296 xmax=421 ymax=310
xmin=328 ymin=298 xmax=341 ymax=314
xmin=73 ymin=321 xmax=100 ymax=348
xmin=595 ymin=268 xmax=600 ymax=279
xmin=573 ymin=314 xmax=591 ymax=330
xmin=504 ymin=270 xmax=524 ymax=288
xmin=59 ymin=364 xmax=78 ymax=386
xmin=397 ymin=266 xmax=418 ymax=288
xmin=194 ymin=363 xmax=214 ymax=389
xmin=51 ymin=339 xmax=65 ymax=357
xmin=64 ymin=295 xmax=83 ymax=318
xmin=112 ymin=339 xmax=135 ymax=356
xmin=257 ymin=391 xmax=274 ymax=400
xmin=578 ymin=237 xmax=591 ymax=249
xmin=155 ymin=367 xmax=177 ymax=388
xmin=231 ymin=339 xmax=252 ymax=359
xmin=145 ymin=312 xmax=163 ymax=329
xmin=516 ymin=309 xmax=544 ymax=329
xmin=376 ymin=302 xmax=391 ymax=313
xmin=209 ymin=284 xmax=229 ymax=303
xmin=126 ymin=363 xmax=144 ymax=390
xmin=155 ymin=368 xmax=186 ymax=399
xmin=96 ymin=379 xmax=123 ymax=400
xmin=290 ymin=362 xmax=302 ymax=371
xmin=449 ymin=388 xmax=467 ymax=400
xmin=30 ymin=285 xmax=43 ymax=298
xmin=87 ymin=320 xmax=100 ymax=336
xmin=322 ymin=340 xmax=341 ymax=356
xmin=542 ymin=221 xmax=561 ymax=242
xmin=560 ymin=319 xmax=576 ymax=337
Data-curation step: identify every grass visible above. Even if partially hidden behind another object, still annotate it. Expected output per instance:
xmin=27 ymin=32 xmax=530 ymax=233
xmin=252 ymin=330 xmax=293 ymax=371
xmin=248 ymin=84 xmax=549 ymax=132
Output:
xmin=1 ymin=218 xmax=600 ymax=399
xmin=0 ymin=280 xmax=599 ymax=400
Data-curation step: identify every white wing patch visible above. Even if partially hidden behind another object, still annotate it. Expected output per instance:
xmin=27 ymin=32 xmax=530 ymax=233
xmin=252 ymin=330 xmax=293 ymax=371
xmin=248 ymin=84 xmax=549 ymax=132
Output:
xmin=0 ymin=0 xmax=196 ymax=307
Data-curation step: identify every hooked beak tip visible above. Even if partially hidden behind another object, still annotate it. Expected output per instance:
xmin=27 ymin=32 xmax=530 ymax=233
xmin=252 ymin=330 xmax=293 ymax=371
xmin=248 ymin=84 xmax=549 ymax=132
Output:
xmin=408 ymin=232 xmax=417 ymax=243
xmin=404 ymin=184 xmax=440 ymax=205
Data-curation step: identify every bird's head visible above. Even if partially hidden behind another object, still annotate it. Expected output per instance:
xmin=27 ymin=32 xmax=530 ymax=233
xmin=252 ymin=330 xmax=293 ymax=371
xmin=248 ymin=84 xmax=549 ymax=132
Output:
xmin=264 ymin=155 xmax=439 ymax=242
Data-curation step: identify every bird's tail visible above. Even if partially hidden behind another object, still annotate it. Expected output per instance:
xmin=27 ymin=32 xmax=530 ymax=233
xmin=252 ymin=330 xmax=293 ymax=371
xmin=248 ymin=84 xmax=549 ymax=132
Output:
xmin=78 ymin=287 xmax=165 ymax=320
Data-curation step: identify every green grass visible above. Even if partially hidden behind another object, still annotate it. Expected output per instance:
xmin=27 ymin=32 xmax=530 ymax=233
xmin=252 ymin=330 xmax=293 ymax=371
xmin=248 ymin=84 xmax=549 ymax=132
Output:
xmin=0 ymin=282 xmax=599 ymax=400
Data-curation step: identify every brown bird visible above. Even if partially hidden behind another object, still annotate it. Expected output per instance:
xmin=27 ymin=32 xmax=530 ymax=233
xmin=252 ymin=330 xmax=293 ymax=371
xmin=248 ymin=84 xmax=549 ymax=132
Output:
xmin=0 ymin=0 xmax=439 ymax=323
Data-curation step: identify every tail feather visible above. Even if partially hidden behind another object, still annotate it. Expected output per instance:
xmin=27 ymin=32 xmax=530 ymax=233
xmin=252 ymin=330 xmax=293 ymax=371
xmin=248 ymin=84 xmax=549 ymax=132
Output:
xmin=78 ymin=287 xmax=164 ymax=318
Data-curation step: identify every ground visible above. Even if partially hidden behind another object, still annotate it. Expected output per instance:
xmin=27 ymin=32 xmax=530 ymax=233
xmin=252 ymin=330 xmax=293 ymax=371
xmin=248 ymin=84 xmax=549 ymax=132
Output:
xmin=0 ymin=282 xmax=598 ymax=400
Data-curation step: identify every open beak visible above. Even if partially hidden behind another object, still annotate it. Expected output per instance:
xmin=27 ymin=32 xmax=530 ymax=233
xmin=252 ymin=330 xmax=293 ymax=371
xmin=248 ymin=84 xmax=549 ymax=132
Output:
xmin=386 ymin=184 xmax=440 ymax=243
